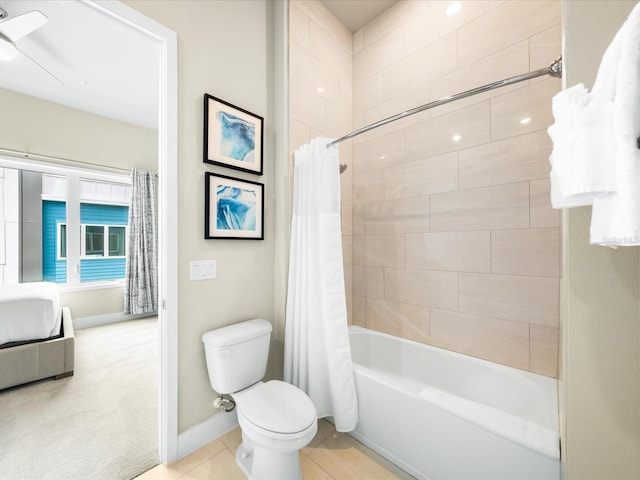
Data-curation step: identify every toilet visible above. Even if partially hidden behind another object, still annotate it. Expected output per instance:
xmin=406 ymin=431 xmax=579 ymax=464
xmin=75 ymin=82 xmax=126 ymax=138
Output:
xmin=202 ymin=318 xmax=317 ymax=480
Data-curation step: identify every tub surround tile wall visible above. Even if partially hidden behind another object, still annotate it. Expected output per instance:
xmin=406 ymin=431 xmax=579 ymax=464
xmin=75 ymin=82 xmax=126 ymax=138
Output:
xmin=289 ymin=0 xmax=353 ymax=319
xmin=289 ymin=0 xmax=560 ymax=378
xmin=350 ymin=0 xmax=561 ymax=378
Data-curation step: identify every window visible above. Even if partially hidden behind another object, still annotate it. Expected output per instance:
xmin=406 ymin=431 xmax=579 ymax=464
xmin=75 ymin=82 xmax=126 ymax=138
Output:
xmin=0 ymin=159 xmax=131 ymax=286
xmin=58 ymin=223 xmax=67 ymax=259
xmin=81 ymin=225 xmax=127 ymax=258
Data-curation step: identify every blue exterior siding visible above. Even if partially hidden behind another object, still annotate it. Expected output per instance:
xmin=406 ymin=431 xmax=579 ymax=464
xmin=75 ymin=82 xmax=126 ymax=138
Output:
xmin=81 ymin=203 xmax=129 ymax=225
xmin=42 ymin=201 xmax=129 ymax=283
xmin=42 ymin=201 xmax=67 ymax=283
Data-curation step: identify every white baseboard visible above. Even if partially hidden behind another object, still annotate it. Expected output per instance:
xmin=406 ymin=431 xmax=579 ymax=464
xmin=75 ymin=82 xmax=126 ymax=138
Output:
xmin=177 ymin=411 xmax=239 ymax=460
xmin=73 ymin=311 xmax=156 ymax=330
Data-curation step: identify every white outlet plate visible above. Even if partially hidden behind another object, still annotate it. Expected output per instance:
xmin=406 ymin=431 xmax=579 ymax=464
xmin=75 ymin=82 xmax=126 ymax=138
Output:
xmin=190 ymin=260 xmax=217 ymax=280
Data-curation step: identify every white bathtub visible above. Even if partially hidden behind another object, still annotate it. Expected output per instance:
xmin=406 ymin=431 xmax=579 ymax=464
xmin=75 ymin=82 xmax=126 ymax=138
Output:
xmin=348 ymin=326 xmax=560 ymax=480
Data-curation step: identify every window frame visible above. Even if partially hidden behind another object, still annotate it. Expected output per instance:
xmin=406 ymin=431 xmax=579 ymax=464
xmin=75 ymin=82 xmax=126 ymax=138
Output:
xmin=80 ymin=223 xmax=128 ymax=259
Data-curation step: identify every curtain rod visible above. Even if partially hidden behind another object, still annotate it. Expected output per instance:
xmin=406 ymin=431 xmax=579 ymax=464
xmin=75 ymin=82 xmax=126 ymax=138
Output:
xmin=0 ymin=147 xmax=156 ymax=176
xmin=327 ymin=56 xmax=563 ymax=148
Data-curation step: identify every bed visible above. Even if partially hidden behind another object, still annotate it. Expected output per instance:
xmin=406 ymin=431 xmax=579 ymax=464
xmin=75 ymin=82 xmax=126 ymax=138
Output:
xmin=0 ymin=282 xmax=74 ymax=390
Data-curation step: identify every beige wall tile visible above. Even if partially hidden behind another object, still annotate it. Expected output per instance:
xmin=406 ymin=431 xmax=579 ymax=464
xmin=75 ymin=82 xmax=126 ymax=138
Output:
xmin=352 ymin=294 xmax=366 ymax=326
xmin=490 ymin=78 xmax=560 ymax=141
xmin=290 ymin=118 xmax=310 ymax=154
xmin=341 ymin=172 xmax=353 ymax=206
xmin=353 ymin=129 xmax=405 ymax=175
xmin=383 ymin=32 xmax=457 ymax=102
xmin=459 ymin=272 xmax=559 ymax=326
xmin=323 ymin=7 xmax=352 ymax=54
xmin=353 ymin=234 xmax=405 ymax=267
xmin=405 ymin=102 xmax=490 ymax=161
xmin=352 ymin=29 xmax=364 ymax=56
xmin=458 ymin=0 xmax=560 ymax=66
xmin=352 ymin=265 xmax=385 ymax=298
xmin=289 ymin=5 xmax=310 ymax=50
xmin=310 ymin=21 xmax=352 ymax=84
xmin=359 ymin=86 xmax=432 ymax=140
xmin=429 ymin=40 xmax=529 ymax=118
xmin=530 ymin=325 xmax=559 ymax=377
xmin=431 ymin=182 xmax=530 ymax=232
xmin=342 ymin=235 xmax=352 ymax=266
xmin=406 ymin=231 xmax=491 ymax=273
xmin=362 ymin=0 xmax=429 ymax=48
xmin=341 ymin=204 xmax=352 ymax=235
xmin=354 ymin=28 xmax=404 ymax=84
xmin=365 ymin=196 xmax=430 ymax=234
xmin=404 ymin=0 xmax=491 ymax=56
xmin=458 ymin=129 xmax=551 ymax=190
xmin=324 ymin=103 xmax=351 ymax=138
xmin=530 ymin=24 xmax=562 ymax=73
xmin=431 ymin=309 xmax=530 ymax=370
xmin=366 ymin=298 xmax=431 ymax=344
xmin=491 ymin=228 xmax=560 ymax=277
xmin=384 ymin=152 xmax=458 ymax=200
xmin=353 ymin=204 xmax=366 ymax=235
xmin=290 ymin=81 xmax=325 ymax=131
xmin=340 ymin=78 xmax=353 ymax=114
xmin=293 ymin=0 xmax=325 ymax=28
xmin=385 ymin=268 xmax=458 ymax=310
xmin=354 ymin=73 xmax=384 ymax=114
xmin=530 ymin=178 xmax=560 ymax=228
xmin=353 ymin=171 xmax=384 ymax=205
xmin=290 ymin=47 xmax=341 ymax=107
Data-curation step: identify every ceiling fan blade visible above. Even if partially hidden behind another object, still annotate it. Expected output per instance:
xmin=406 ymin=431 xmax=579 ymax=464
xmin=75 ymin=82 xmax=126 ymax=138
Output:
xmin=15 ymin=44 xmax=63 ymax=85
xmin=0 ymin=10 xmax=48 ymax=42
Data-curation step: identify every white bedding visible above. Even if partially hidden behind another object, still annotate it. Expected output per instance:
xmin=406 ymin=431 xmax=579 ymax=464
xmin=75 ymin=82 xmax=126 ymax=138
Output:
xmin=0 ymin=282 xmax=61 ymax=345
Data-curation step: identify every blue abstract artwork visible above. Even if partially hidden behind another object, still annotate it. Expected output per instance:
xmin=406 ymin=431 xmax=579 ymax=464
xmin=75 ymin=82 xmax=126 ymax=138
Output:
xmin=216 ymin=186 xmax=257 ymax=231
xmin=217 ymin=111 xmax=256 ymax=163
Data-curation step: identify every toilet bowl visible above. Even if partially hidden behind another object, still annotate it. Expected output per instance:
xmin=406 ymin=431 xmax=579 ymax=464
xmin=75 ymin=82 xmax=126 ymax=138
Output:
xmin=202 ymin=319 xmax=318 ymax=480
xmin=234 ymin=380 xmax=317 ymax=479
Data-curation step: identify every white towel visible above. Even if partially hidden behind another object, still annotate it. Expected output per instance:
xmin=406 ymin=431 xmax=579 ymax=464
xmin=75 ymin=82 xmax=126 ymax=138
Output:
xmin=590 ymin=2 xmax=640 ymax=246
xmin=547 ymin=26 xmax=623 ymax=208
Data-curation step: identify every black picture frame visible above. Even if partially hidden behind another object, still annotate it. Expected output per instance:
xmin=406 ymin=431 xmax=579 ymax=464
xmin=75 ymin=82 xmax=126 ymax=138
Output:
xmin=203 ymin=94 xmax=264 ymax=175
xmin=204 ymin=172 xmax=264 ymax=240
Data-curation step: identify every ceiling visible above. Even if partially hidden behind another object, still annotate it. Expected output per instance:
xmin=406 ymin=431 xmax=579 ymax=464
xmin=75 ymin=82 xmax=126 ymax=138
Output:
xmin=321 ymin=0 xmax=397 ymax=33
xmin=0 ymin=1 xmax=393 ymax=132
xmin=0 ymin=0 xmax=159 ymax=130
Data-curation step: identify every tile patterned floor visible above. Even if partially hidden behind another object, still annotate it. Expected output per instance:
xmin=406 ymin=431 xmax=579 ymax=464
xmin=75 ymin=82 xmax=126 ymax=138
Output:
xmin=135 ymin=420 xmax=415 ymax=479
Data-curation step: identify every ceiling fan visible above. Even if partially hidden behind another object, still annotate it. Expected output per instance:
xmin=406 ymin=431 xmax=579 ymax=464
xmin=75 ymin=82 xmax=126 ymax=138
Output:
xmin=0 ymin=7 xmax=62 ymax=84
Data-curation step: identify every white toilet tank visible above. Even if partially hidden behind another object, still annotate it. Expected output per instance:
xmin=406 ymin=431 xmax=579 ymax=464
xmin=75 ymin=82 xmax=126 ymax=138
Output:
xmin=202 ymin=318 xmax=272 ymax=394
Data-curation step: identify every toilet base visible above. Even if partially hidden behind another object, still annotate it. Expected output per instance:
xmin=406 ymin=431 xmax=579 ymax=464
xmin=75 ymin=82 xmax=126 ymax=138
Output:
xmin=235 ymin=441 xmax=303 ymax=480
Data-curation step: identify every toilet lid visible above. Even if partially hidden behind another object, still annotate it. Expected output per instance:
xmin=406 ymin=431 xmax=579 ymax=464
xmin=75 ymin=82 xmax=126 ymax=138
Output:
xmin=238 ymin=380 xmax=317 ymax=434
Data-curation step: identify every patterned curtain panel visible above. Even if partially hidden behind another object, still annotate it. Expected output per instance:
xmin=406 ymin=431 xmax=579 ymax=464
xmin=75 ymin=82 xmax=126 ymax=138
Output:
xmin=124 ymin=168 xmax=158 ymax=314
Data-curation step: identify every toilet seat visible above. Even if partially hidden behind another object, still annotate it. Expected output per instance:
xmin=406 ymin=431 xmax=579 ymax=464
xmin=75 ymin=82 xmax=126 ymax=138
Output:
xmin=236 ymin=380 xmax=317 ymax=436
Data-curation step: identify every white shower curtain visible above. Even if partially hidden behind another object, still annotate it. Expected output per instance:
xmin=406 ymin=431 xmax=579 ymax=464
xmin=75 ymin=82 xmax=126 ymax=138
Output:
xmin=124 ymin=168 xmax=158 ymax=315
xmin=284 ymin=137 xmax=358 ymax=432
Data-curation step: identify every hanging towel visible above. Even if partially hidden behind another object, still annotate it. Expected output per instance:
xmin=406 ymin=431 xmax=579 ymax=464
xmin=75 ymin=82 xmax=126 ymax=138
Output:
xmin=547 ymin=26 xmax=623 ymax=207
xmin=590 ymin=2 xmax=640 ymax=245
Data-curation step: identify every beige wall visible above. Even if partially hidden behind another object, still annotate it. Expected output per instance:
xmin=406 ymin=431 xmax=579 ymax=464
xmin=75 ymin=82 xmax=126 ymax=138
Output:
xmin=288 ymin=0 xmax=354 ymax=319
xmin=562 ymin=1 xmax=640 ymax=478
xmin=349 ymin=0 xmax=561 ymax=377
xmin=125 ymin=0 xmax=285 ymax=433
xmin=0 ymin=87 xmax=157 ymax=318
xmin=0 ymin=88 xmax=157 ymax=172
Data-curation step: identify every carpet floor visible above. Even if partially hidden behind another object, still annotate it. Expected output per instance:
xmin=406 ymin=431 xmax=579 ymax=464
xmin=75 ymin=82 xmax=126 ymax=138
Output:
xmin=0 ymin=318 xmax=159 ymax=480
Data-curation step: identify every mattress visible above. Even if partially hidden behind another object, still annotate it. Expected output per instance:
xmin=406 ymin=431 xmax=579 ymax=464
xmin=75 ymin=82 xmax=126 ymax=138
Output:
xmin=0 ymin=282 xmax=61 ymax=345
